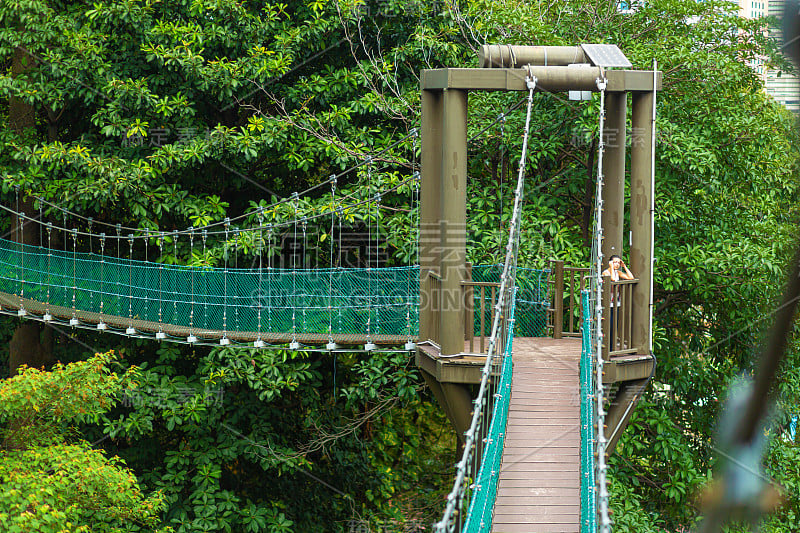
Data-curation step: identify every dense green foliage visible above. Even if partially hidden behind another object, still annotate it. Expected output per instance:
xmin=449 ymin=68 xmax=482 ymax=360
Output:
xmin=1 ymin=0 xmax=458 ymax=530
xmin=0 ymin=352 xmax=171 ymax=532
xmin=98 ymin=343 xmax=452 ymax=531
xmin=1 ymin=0 xmax=799 ymax=531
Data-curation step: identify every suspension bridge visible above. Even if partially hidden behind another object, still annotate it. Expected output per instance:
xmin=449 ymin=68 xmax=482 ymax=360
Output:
xmin=3 ymin=44 xmax=658 ymax=533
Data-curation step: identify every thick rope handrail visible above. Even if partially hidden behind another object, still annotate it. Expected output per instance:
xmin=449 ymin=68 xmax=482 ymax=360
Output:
xmin=592 ymin=76 xmax=612 ymax=533
xmin=580 ymin=290 xmax=597 ymax=532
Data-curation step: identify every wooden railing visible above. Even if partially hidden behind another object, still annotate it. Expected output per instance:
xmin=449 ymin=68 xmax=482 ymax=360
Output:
xmin=463 ymin=279 xmax=500 ymax=353
xmin=549 ymin=260 xmax=590 ymax=339
xmin=548 ymin=261 xmax=640 ymax=358
xmin=421 ymin=265 xmax=505 ymax=355
xmin=602 ymin=277 xmax=638 ymax=359
xmin=461 ymin=264 xmax=503 ymax=353
xmin=456 ymin=261 xmax=638 ymax=357
xmin=423 ymin=269 xmax=441 ymax=344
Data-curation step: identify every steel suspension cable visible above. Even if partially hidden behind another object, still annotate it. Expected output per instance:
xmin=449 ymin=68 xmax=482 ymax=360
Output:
xmin=255 ymin=209 xmax=266 ymax=348
xmin=375 ymin=192 xmax=382 ymax=337
xmin=221 ymin=219 xmax=230 ymax=346
xmin=44 ymin=222 xmax=52 ymax=322
xmin=592 ymin=76 xmax=612 ymax=533
xmin=62 ymin=211 xmax=68 ymax=307
xmin=0 ymin=169 xmax=421 ymax=244
xmin=188 ymin=228 xmax=198 ymax=344
xmin=267 ymin=224 xmax=273 ymax=334
xmin=144 ymin=230 xmax=150 ymax=323
xmin=18 ymin=213 xmax=26 ymax=316
xmin=407 ymin=124 xmax=421 ymax=349
xmin=173 ymin=231 xmax=180 ymax=325
xmin=290 ymin=195 xmax=299 ymax=351
xmin=202 ymin=230 xmax=209 ymax=331
xmin=234 ymin=227 xmax=240 ymax=334
xmin=98 ymin=232 xmax=107 ymax=330
xmin=127 ymin=234 xmax=135 ymax=335
xmin=301 ymin=218 xmax=308 ymax=334
xmin=365 ymin=158 xmax=376 ymax=351
xmin=10 ymin=117 xmax=508 ymax=247
xmin=115 ymin=224 xmax=122 ymax=318
xmin=156 ymin=234 xmax=165 ymax=340
xmin=327 ymin=176 xmax=337 ymax=351
xmin=70 ymin=228 xmax=78 ymax=326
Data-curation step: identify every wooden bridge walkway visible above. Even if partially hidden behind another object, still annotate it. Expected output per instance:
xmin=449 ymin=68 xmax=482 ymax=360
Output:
xmin=492 ymin=337 xmax=582 ymax=533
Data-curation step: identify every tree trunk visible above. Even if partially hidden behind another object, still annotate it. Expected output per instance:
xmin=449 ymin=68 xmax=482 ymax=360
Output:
xmin=9 ymin=46 xmax=54 ymax=376
xmin=9 ymin=47 xmax=36 ymax=132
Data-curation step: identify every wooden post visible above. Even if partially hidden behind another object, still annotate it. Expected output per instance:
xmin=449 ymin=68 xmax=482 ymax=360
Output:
xmin=419 ymin=89 xmax=443 ymax=344
xmin=601 ymin=91 xmax=627 ymax=262
xmin=602 ymin=276 xmax=611 ymax=361
xmin=630 ymin=91 xmax=654 ymax=355
xmin=482 ymin=286 xmax=492 ymax=353
xmin=439 ymin=89 xmax=468 ymax=357
xmin=552 ymin=260 xmax=564 ymax=339
xmin=464 ymin=263 xmax=473 ymax=342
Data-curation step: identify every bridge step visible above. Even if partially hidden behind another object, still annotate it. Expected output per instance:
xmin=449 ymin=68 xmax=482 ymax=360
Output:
xmin=492 ymin=337 xmax=581 ymax=533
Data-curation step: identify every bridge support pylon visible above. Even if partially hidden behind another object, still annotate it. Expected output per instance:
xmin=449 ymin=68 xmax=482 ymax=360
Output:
xmin=417 ymin=44 xmax=661 ymax=453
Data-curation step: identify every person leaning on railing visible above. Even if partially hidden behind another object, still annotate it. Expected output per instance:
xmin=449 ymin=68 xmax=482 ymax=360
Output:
xmin=602 ymin=255 xmax=634 ymax=282
xmin=602 ymin=255 xmax=634 ymax=343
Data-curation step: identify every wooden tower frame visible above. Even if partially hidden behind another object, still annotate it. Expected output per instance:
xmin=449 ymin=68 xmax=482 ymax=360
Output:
xmin=417 ymin=45 xmax=661 ymax=452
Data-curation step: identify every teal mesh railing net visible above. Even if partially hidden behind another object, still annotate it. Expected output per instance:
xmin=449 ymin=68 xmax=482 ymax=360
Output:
xmin=0 ymin=237 xmax=553 ymax=342
xmin=462 ymin=289 xmax=516 ymax=533
xmin=580 ymin=290 xmax=597 ymax=533
xmin=0 ymin=236 xmax=419 ymax=339
xmin=470 ymin=265 xmax=549 ymax=337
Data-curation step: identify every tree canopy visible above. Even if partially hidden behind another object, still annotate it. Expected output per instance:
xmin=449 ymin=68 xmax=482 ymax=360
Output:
xmin=1 ymin=0 xmax=799 ymax=531
xmin=0 ymin=352 xmax=171 ymax=532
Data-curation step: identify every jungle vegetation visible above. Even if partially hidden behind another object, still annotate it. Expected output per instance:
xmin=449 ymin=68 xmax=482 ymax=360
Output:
xmin=1 ymin=0 xmax=799 ymax=531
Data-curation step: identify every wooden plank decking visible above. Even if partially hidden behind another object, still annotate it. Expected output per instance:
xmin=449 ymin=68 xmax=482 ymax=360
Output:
xmin=492 ymin=337 xmax=582 ymax=533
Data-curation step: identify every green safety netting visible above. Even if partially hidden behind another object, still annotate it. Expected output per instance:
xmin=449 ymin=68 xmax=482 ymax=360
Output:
xmin=0 ymin=237 xmax=419 ymax=338
xmin=0 ymin=238 xmax=552 ymax=340
xmin=470 ymin=265 xmax=550 ymax=337
xmin=580 ymin=290 xmax=597 ymax=533
xmin=462 ymin=288 xmax=517 ymax=533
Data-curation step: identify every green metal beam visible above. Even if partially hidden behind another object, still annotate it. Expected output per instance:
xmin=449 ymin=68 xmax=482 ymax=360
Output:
xmin=421 ymin=68 xmax=661 ymax=92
